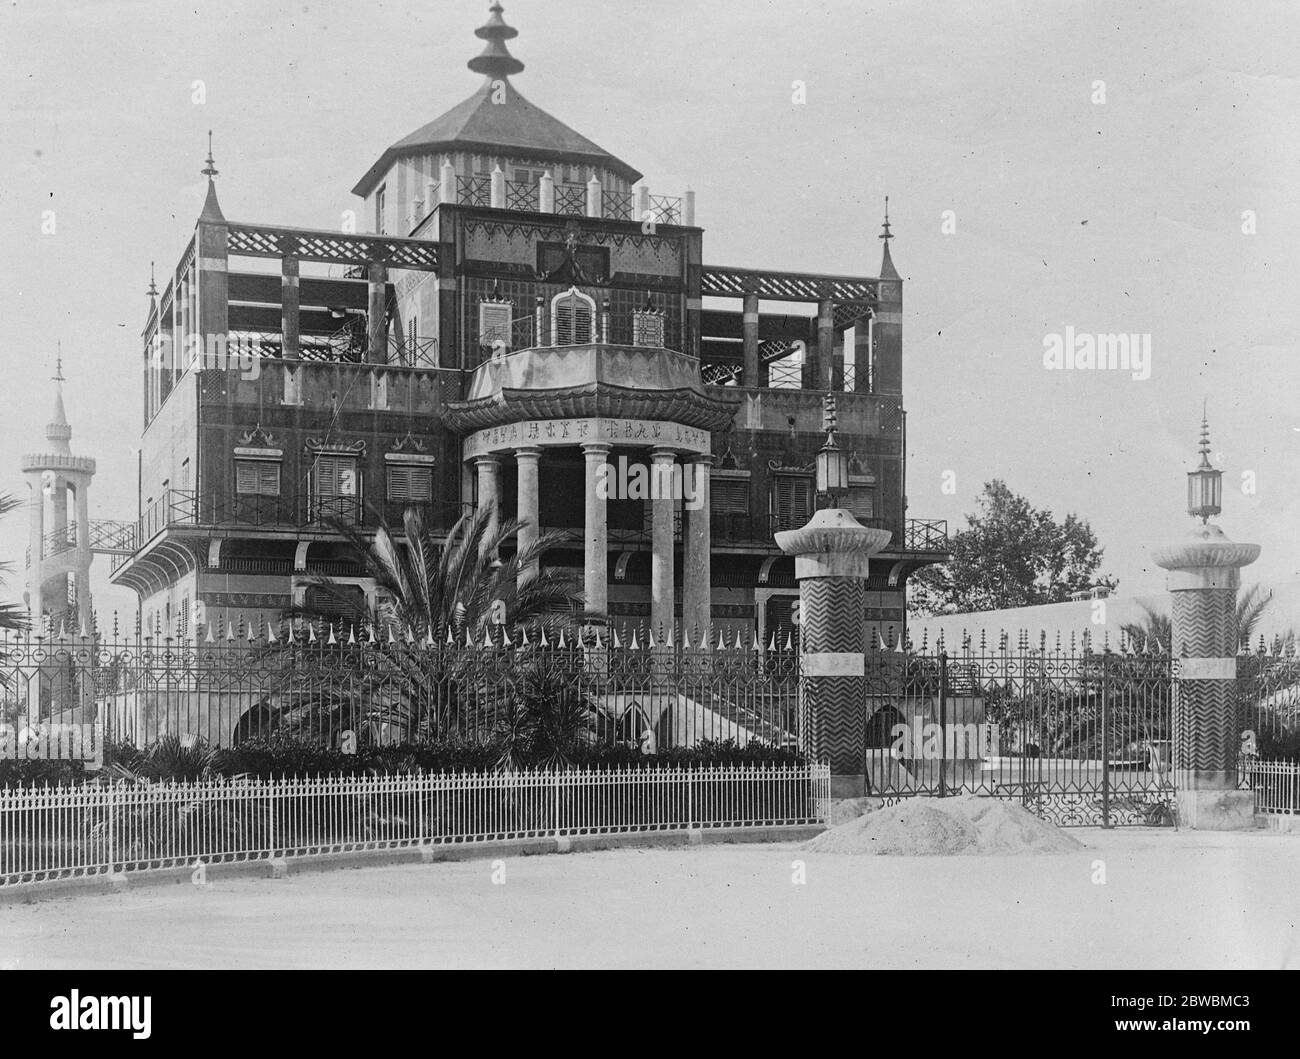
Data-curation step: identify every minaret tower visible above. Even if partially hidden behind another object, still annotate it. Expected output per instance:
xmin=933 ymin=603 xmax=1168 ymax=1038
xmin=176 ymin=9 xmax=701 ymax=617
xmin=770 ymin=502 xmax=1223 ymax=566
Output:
xmin=21 ymin=358 xmax=98 ymax=635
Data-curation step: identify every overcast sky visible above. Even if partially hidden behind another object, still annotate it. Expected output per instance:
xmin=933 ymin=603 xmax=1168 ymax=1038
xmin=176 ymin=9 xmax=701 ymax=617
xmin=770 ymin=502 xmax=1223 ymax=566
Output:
xmin=1 ymin=0 xmax=1297 ymax=623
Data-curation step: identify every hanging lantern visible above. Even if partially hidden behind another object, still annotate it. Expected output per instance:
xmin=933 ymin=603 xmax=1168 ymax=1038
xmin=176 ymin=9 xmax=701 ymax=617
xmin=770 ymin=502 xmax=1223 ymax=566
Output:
xmin=816 ymin=394 xmax=850 ymax=503
xmin=1187 ymin=409 xmax=1222 ymax=523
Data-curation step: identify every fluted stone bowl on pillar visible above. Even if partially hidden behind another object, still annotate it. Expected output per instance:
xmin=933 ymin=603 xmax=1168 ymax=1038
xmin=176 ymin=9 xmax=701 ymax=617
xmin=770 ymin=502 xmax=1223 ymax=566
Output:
xmin=776 ymin=508 xmax=891 ymax=798
xmin=1152 ymin=522 xmax=1260 ymax=830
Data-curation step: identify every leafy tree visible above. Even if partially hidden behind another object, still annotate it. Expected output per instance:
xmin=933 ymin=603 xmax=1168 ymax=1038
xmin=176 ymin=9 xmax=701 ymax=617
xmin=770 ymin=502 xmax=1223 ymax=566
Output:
xmin=909 ymin=480 xmax=1117 ymax=616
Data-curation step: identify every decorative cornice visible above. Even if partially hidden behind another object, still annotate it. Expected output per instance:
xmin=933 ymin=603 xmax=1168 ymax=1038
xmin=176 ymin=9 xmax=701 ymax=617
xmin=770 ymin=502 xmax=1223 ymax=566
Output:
xmin=443 ymin=382 xmax=738 ymax=434
xmin=239 ymin=424 xmax=277 ymax=448
xmin=389 ymin=431 xmax=429 ymax=455
xmin=305 ymin=438 xmax=366 ymax=456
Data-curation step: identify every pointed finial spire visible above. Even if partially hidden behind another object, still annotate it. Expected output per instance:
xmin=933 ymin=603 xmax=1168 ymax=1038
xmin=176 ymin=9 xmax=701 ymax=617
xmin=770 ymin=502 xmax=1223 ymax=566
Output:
xmin=199 ymin=130 xmax=225 ymax=224
xmin=201 ymin=130 xmax=218 ymax=179
xmin=46 ymin=347 xmax=71 ymax=451
xmin=146 ymin=261 xmax=158 ymax=300
xmin=878 ymin=196 xmax=899 ymax=280
xmin=1187 ymin=398 xmax=1223 ymax=523
xmin=468 ymin=2 xmax=525 ymax=79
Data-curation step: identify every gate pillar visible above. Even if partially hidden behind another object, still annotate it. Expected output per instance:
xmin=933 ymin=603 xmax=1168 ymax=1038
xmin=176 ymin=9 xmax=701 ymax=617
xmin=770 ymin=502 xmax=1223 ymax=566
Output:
xmin=1152 ymin=415 xmax=1260 ymax=830
xmin=777 ymin=508 xmax=890 ymax=798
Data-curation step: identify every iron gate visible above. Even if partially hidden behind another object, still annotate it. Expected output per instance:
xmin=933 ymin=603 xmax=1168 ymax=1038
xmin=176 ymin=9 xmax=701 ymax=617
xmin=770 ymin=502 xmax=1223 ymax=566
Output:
xmin=863 ymin=643 xmax=1176 ymax=826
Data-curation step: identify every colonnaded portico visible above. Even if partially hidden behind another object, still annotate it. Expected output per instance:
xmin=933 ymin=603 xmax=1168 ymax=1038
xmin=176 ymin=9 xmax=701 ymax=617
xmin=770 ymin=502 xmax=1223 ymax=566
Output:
xmin=459 ymin=411 xmax=727 ymax=637
xmin=446 ymin=344 xmax=739 ymax=637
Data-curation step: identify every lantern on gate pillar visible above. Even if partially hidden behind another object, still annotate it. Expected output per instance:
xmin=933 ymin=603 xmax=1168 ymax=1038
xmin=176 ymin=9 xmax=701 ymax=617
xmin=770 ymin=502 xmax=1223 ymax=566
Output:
xmin=1187 ymin=406 xmax=1222 ymax=523
xmin=816 ymin=393 xmax=850 ymax=506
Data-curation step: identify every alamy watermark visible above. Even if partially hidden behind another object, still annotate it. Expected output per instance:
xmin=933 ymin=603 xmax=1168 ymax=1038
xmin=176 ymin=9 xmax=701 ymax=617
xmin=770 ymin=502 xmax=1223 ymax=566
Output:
xmin=1042 ymin=327 xmax=1151 ymax=380
xmin=0 ymin=722 xmax=104 ymax=768
xmin=149 ymin=332 xmax=260 ymax=380
xmin=890 ymin=716 xmax=999 ymax=759
xmin=595 ymin=455 xmax=705 ymax=510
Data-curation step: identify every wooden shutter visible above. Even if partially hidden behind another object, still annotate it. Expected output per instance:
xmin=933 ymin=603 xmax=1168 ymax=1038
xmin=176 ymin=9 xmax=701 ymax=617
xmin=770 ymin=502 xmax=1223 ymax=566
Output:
xmin=845 ymin=486 xmax=875 ymax=522
xmin=387 ymin=464 xmax=432 ymax=502
xmin=772 ymin=475 xmax=811 ymax=529
xmin=236 ymin=461 xmax=259 ymax=495
xmin=712 ymin=477 xmax=749 ymax=515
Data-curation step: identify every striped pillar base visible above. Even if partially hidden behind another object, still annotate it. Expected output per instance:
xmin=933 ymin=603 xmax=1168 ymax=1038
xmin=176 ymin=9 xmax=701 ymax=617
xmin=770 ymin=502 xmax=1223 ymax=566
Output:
xmin=1171 ymin=587 xmax=1237 ymax=786
xmin=800 ymin=576 xmax=866 ymax=784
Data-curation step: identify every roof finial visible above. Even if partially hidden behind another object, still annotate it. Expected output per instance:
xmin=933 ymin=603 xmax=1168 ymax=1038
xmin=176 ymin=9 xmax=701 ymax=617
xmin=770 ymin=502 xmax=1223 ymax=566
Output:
xmin=201 ymin=130 xmax=218 ymax=179
xmin=146 ymin=261 xmax=158 ymax=299
xmin=1198 ymin=398 xmax=1212 ymax=468
xmin=53 ymin=342 xmax=64 ymax=383
xmin=198 ymin=131 xmax=226 ymax=224
xmin=468 ymin=1 xmax=525 ymax=79
xmin=878 ymin=195 xmax=900 ymax=280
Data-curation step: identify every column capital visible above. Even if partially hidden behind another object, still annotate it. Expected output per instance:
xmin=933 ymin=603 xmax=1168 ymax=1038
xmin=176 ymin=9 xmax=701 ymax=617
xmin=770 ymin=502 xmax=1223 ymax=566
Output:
xmin=649 ymin=446 xmax=678 ymax=463
xmin=472 ymin=453 xmax=502 ymax=468
xmin=685 ymin=451 xmax=715 ymax=467
xmin=776 ymin=508 xmax=891 ymax=581
xmin=582 ymin=442 xmax=612 ymax=459
xmin=514 ymin=445 xmax=543 ymax=462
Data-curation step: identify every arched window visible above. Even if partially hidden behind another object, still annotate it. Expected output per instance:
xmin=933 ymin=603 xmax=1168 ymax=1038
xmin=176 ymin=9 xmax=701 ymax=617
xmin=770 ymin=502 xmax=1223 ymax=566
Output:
xmin=550 ymin=287 xmax=596 ymax=345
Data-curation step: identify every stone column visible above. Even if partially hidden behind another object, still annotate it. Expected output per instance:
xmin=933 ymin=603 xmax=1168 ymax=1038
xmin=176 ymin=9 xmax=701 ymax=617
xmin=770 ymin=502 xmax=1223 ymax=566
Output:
xmin=742 ymin=293 xmax=760 ymax=388
xmin=473 ymin=454 xmax=501 ymax=558
xmin=515 ymin=446 xmax=541 ymax=584
xmin=817 ymin=298 xmax=835 ymax=391
xmin=583 ymin=443 xmax=611 ymax=617
xmin=682 ymin=454 xmax=712 ymax=643
xmin=539 ymin=171 xmax=555 ymax=213
xmin=280 ymin=253 xmax=301 ymax=360
xmin=366 ymin=262 xmax=388 ymax=363
xmin=777 ymin=509 xmax=891 ymax=797
xmin=853 ymin=313 xmax=872 ymax=393
xmin=1153 ymin=524 xmax=1260 ymax=829
xmin=27 ymin=476 xmax=43 ymax=627
xmin=650 ymin=448 xmax=677 ymax=639
xmin=74 ymin=478 xmax=91 ymax=632
xmin=586 ymin=174 xmax=602 ymax=218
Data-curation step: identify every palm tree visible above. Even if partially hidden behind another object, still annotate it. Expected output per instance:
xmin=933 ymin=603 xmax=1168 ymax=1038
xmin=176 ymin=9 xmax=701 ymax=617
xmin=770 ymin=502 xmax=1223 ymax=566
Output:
xmin=302 ymin=503 xmax=583 ymax=641
xmin=243 ymin=503 xmax=594 ymax=749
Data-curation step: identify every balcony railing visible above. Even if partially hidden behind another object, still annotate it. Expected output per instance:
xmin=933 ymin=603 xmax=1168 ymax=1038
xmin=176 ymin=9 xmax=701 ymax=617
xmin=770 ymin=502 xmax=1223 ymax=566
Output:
xmin=115 ymin=492 xmax=475 ymax=571
xmin=710 ymin=514 xmax=949 ymax=553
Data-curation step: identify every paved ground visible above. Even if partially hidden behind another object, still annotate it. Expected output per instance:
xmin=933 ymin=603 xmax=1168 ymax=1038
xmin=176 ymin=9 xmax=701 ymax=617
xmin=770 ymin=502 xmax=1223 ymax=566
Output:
xmin=1 ymin=829 xmax=1296 ymax=968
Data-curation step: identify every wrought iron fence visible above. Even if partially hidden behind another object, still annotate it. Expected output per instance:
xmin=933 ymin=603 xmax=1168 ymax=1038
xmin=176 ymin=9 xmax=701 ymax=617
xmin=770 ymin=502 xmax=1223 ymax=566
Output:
xmin=0 ymin=763 xmax=830 ymax=887
xmin=864 ymin=644 xmax=1177 ymax=826
xmin=1241 ymin=760 xmax=1300 ymax=814
xmin=1 ymin=629 xmax=800 ymax=753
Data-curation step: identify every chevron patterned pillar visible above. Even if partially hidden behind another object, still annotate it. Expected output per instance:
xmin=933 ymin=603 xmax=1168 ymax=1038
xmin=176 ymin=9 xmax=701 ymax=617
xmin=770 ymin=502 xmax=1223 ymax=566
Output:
xmin=1153 ymin=524 xmax=1260 ymax=829
xmin=777 ymin=508 xmax=891 ymax=798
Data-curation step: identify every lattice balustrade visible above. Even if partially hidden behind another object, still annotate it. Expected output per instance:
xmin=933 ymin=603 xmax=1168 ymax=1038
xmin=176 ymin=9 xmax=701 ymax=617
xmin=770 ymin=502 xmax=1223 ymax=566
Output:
xmin=701 ymin=266 xmax=879 ymax=303
xmin=225 ymin=224 xmax=440 ymax=271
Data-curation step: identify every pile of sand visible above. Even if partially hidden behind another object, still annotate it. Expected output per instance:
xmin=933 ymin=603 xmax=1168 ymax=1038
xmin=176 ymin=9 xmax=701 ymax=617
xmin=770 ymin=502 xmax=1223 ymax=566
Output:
xmin=805 ymin=795 xmax=1084 ymax=856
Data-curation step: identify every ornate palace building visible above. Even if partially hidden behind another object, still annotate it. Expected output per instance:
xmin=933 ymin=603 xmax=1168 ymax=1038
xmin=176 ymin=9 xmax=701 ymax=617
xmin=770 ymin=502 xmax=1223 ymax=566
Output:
xmin=112 ymin=3 xmax=948 ymax=645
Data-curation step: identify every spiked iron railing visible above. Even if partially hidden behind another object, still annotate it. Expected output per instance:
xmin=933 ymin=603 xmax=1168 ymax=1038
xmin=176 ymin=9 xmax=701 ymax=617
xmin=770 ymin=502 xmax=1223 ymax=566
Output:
xmin=0 ymin=763 xmax=830 ymax=888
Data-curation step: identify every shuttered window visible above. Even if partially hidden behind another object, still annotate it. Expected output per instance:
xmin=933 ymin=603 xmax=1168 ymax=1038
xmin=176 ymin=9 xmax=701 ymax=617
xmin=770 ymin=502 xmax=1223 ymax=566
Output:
xmin=771 ymin=475 xmax=812 ymax=530
xmin=235 ymin=459 xmax=281 ymax=496
xmin=712 ymin=477 xmax=750 ymax=516
xmin=551 ymin=291 xmax=595 ymax=345
xmin=387 ymin=464 xmax=433 ymax=502
xmin=844 ymin=486 xmax=875 ymax=522
xmin=313 ymin=455 xmax=358 ymax=497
